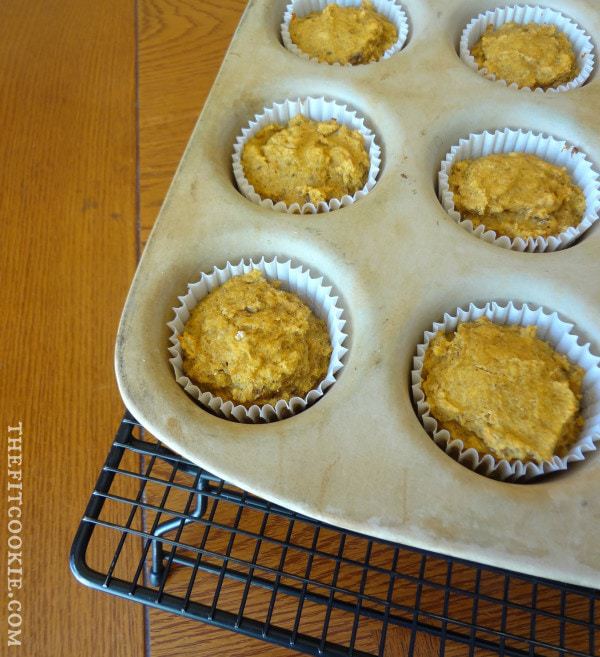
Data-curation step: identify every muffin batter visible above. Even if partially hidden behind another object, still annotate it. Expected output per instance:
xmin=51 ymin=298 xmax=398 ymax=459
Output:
xmin=289 ymin=2 xmax=397 ymax=65
xmin=180 ymin=270 xmax=332 ymax=406
xmin=448 ymin=153 xmax=585 ymax=239
xmin=422 ymin=318 xmax=584 ymax=463
xmin=472 ymin=22 xmax=579 ymax=89
xmin=241 ymin=115 xmax=370 ymax=206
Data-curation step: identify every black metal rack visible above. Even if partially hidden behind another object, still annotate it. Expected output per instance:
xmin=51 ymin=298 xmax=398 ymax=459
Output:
xmin=70 ymin=414 xmax=599 ymax=656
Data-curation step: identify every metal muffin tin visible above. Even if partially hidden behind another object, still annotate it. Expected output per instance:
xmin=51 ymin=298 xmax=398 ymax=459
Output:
xmin=115 ymin=0 xmax=600 ymax=587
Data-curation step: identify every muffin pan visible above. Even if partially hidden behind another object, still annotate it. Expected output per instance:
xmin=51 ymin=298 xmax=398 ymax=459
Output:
xmin=116 ymin=0 xmax=600 ymax=588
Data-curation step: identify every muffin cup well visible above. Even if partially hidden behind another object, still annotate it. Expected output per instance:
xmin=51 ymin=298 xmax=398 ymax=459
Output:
xmin=232 ymin=96 xmax=381 ymax=214
xmin=281 ymin=0 xmax=409 ymax=66
xmin=168 ymin=257 xmax=348 ymax=423
xmin=438 ymin=128 xmax=600 ymax=252
xmin=460 ymin=4 xmax=595 ymax=94
xmin=411 ymin=301 xmax=600 ymax=482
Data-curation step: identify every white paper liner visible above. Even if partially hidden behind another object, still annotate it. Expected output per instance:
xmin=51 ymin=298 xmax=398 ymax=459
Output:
xmin=168 ymin=257 xmax=348 ymax=423
xmin=281 ymin=0 xmax=409 ymax=66
xmin=460 ymin=4 xmax=595 ymax=94
xmin=411 ymin=301 xmax=600 ymax=482
xmin=438 ymin=128 xmax=600 ymax=252
xmin=232 ymin=96 xmax=381 ymax=214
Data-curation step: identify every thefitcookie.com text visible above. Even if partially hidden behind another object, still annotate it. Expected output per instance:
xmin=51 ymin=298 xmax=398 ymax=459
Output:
xmin=7 ymin=422 xmax=23 ymax=647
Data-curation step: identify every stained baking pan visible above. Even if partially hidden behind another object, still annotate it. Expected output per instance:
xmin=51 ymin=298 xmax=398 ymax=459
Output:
xmin=115 ymin=0 xmax=600 ymax=587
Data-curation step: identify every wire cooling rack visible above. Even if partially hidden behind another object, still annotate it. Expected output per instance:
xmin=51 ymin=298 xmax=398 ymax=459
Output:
xmin=70 ymin=414 xmax=599 ymax=656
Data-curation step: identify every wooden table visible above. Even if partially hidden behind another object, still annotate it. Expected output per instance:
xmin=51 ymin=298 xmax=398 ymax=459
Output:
xmin=1 ymin=1 xmax=247 ymax=655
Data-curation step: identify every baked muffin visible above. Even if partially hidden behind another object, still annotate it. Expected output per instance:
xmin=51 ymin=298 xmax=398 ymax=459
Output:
xmin=289 ymin=1 xmax=397 ymax=65
xmin=448 ymin=152 xmax=585 ymax=239
xmin=241 ymin=115 xmax=370 ymax=206
xmin=179 ymin=270 xmax=332 ymax=406
xmin=422 ymin=318 xmax=584 ymax=463
xmin=472 ymin=22 xmax=579 ymax=89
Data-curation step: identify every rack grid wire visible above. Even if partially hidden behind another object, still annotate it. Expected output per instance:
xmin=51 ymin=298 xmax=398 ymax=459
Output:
xmin=70 ymin=414 xmax=599 ymax=657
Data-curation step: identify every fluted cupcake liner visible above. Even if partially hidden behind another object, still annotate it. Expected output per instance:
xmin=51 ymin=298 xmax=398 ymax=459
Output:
xmin=438 ymin=127 xmax=600 ymax=252
xmin=460 ymin=4 xmax=595 ymax=93
xmin=232 ymin=96 xmax=381 ymax=214
xmin=411 ymin=301 xmax=600 ymax=482
xmin=168 ymin=257 xmax=348 ymax=423
xmin=281 ymin=0 xmax=409 ymax=66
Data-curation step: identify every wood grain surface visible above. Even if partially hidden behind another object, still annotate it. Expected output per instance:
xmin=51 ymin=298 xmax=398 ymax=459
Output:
xmin=2 ymin=1 xmax=595 ymax=656
xmin=139 ymin=0 xmax=249 ymax=245
xmin=0 ymin=1 xmax=143 ymax=656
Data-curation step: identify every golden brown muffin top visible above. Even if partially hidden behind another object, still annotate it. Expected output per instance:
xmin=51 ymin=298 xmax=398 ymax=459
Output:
xmin=180 ymin=270 xmax=332 ymax=406
xmin=422 ymin=318 xmax=584 ymax=463
xmin=289 ymin=2 xmax=397 ymax=65
xmin=448 ymin=153 xmax=585 ymax=239
xmin=241 ymin=115 xmax=370 ymax=207
xmin=472 ymin=22 xmax=578 ymax=89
